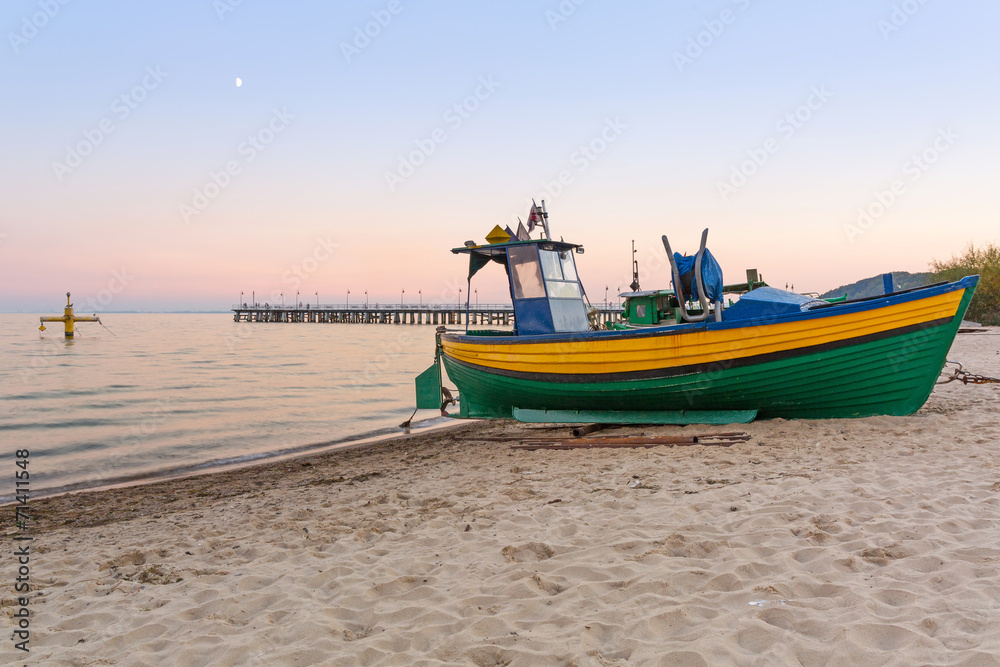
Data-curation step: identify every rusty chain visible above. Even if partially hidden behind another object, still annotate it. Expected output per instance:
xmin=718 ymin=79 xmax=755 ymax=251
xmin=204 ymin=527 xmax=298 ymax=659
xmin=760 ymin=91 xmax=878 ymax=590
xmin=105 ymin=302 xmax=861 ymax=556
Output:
xmin=937 ymin=361 xmax=1000 ymax=385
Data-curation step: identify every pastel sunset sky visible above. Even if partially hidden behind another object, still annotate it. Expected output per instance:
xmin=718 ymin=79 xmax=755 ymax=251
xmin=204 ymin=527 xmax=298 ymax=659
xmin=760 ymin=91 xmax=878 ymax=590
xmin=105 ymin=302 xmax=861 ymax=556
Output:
xmin=2 ymin=0 xmax=998 ymax=311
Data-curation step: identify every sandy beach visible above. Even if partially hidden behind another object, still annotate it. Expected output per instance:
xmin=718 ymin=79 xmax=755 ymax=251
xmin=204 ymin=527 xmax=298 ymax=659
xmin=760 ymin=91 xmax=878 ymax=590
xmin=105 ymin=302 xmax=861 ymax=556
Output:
xmin=4 ymin=331 xmax=1000 ymax=666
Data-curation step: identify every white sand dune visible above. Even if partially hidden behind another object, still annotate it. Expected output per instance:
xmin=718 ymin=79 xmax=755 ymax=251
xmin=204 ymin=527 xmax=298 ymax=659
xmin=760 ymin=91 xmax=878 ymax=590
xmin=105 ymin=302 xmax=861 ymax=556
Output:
xmin=5 ymin=332 xmax=1000 ymax=665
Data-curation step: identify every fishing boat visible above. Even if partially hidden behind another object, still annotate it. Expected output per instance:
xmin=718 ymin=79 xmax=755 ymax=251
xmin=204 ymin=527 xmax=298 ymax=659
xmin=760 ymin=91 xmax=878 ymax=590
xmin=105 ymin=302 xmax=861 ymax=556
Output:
xmin=414 ymin=204 xmax=979 ymax=424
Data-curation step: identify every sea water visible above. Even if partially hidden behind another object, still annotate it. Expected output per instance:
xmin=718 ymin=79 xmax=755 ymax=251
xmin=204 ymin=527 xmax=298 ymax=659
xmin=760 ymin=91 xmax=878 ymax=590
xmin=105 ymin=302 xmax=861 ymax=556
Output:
xmin=0 ymin=314 xmax=451 ymax=500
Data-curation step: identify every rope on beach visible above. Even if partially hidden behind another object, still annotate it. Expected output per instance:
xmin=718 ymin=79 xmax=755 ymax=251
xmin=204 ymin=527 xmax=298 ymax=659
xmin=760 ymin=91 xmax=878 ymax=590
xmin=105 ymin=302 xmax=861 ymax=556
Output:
xmin=400 ymin=387 xmax=460 ymax=429
xmin=937 ymin=361 xmax=1000 ymax=385
xmin=399 ymin=407 xmax=419 ymax=429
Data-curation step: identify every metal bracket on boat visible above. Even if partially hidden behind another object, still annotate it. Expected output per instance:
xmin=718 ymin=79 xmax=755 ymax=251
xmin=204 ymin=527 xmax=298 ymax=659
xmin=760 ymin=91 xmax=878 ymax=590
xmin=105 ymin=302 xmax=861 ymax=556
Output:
xmin=440 ymin=386 xmax=459 ymax=416
xmin=937 ymin=361 xmax=1000 ymax=385
xmin=662 ymin=229 xmax=722 ymax=323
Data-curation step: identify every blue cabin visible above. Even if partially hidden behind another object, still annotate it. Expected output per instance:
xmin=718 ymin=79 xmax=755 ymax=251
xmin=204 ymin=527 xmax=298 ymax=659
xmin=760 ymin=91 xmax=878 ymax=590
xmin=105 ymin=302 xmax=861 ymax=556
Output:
xmin=454 ymin=238 xmax=591 ymax=335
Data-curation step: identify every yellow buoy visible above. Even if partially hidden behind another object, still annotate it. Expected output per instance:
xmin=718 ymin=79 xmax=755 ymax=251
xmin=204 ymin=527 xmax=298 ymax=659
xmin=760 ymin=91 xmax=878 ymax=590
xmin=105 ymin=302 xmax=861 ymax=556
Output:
xmin=39 ymin=292 xmax=101 ymax=338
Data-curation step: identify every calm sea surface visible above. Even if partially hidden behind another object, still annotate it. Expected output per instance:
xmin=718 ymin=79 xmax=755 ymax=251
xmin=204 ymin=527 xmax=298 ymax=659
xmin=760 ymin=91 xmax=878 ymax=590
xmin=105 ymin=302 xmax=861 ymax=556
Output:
xmin=0 ymin=314 xmax=452 ymax=501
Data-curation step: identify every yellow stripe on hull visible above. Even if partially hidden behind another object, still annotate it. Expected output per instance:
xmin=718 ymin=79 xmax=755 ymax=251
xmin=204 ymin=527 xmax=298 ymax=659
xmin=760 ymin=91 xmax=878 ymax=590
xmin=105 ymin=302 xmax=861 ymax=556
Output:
xmin=442 ymin=289 xmax=963 ymax=376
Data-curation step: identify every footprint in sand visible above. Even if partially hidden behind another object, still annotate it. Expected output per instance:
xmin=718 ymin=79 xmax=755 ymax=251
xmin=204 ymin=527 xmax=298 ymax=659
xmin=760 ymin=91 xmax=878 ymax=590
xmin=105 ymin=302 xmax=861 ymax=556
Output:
xmin=531 ymin=572 xmax=566 ymax=595
xmin=501 ymin=542 xmax=554 ymax=562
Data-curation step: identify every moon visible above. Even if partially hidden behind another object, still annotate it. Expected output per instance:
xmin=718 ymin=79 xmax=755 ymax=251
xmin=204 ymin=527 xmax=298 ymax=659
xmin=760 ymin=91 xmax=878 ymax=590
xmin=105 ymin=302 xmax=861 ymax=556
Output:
xmin=235 ymin=77 xmax=243 ymax=87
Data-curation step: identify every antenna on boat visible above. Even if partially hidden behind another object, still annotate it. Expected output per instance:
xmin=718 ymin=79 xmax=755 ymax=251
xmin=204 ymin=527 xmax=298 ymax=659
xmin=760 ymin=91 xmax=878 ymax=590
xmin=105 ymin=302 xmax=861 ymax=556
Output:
xmin=526 ymin=199 xmax=552 ymax=240
xmin=629 ymin=240 xmax=640 ymax=292
xmin=539 ymin=199 xmax=551 ymax=240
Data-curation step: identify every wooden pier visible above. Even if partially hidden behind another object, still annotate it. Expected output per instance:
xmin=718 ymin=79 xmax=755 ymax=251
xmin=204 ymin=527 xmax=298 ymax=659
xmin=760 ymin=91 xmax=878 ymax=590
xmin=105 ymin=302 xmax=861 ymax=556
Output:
xmin=232 ymin=304 xmax=623 ymax=326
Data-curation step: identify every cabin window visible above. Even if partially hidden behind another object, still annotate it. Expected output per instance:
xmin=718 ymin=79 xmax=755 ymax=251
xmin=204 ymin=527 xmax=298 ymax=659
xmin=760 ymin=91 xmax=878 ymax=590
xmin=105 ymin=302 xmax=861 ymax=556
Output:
xmin=540 ymin=250 xmax=583 ymax=299
xmin=505 ymin=245 xmax=590 ymax=333
xmin=560 ymin=251 xmax=578 ymax=281
xmin=550 ymin=298 xmax=589 ymax=332
xmin=546 ymin=281 xmax=582 ymax=299
xmin=540 ymin=249 xmax=588 ymax=331
xmin=508 ymin=246 xmax=546 ymax=299
xmin=540 ymin=250 xmax=563 ymax=281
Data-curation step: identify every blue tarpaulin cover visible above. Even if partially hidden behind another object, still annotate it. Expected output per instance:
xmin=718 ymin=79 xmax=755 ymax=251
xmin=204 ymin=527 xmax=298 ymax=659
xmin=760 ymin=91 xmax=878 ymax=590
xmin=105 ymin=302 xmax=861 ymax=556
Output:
xmin=674 ymin=249 xmax=723 ymax=302
xmin=721 ymin=286 xmax=828 ymax=322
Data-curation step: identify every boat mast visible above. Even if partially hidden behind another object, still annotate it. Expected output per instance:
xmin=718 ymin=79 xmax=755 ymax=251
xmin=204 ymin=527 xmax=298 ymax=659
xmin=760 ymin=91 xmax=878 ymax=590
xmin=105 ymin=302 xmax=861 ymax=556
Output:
xmin=539 ymin=199 xmax=551 ymax=240
xmin=630 ymin=240 xmax=640 ymax=291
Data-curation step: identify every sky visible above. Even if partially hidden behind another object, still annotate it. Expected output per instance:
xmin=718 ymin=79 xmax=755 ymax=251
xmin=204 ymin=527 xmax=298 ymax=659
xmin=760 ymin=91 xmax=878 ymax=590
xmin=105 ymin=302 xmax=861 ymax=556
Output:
xmin=1 ymin=0 xmax=998 ymax=312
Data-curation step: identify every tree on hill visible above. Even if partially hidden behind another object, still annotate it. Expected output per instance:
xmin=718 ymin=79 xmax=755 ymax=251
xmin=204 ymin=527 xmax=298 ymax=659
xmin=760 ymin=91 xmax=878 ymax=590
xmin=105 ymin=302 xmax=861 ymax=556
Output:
xmin=820 ymin=271 xmax=931 ymax=301
xmin=930 ymin=243 xmax=1000 ymax=325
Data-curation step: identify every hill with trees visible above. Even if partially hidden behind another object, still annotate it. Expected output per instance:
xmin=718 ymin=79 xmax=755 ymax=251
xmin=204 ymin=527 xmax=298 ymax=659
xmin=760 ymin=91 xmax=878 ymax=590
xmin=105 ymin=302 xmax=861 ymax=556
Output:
xmin=820 ymin=271 xmax=933 ymax=301
xmin=929 ymin=243 xmax=1000 ymax=325
xmin=817 ymin=244 xmax=999 ymax=325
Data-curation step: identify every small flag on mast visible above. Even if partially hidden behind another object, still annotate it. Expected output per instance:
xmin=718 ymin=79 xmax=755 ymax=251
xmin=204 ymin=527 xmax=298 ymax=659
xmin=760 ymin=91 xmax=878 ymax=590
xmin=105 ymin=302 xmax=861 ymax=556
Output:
xmin=515 ymin=221 xmax=530 ymax=241
xmin=527 ymin=201 xmax=542 ymax=232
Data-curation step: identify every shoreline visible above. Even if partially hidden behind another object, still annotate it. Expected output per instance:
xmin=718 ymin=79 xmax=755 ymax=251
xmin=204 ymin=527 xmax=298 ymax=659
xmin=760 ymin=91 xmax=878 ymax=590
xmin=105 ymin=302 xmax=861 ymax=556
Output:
xmin=1 ymin=419 xmax=486 ymax=534
xmin=1 ymin=415 xmax=465 ymax=508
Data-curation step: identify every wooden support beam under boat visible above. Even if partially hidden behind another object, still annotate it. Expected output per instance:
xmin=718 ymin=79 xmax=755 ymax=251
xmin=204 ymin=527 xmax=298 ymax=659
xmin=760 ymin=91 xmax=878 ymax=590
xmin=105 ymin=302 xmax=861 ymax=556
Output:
xmin=511 ymin=408 xmax=758 ymax=425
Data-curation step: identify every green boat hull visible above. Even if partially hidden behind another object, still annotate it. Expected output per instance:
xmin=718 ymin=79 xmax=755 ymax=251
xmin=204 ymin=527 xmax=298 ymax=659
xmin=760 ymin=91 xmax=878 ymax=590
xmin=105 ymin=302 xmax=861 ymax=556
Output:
xmin=442 ymin=287 xmax=974 ymax=421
